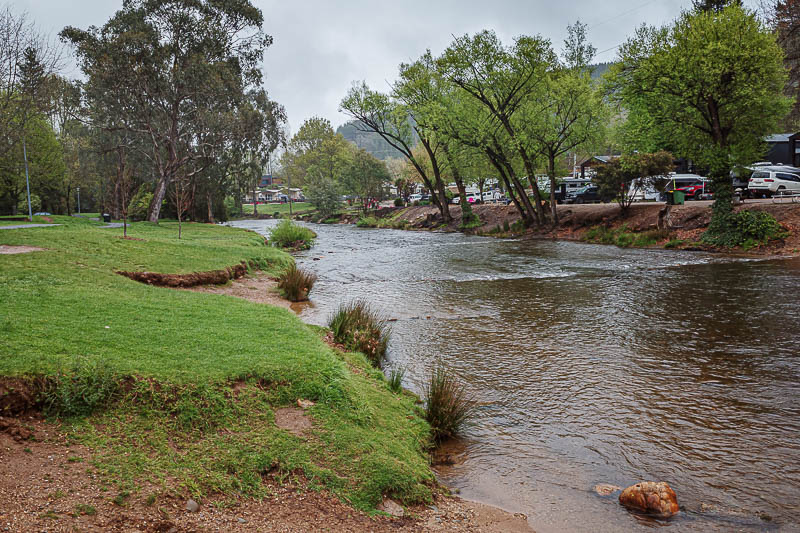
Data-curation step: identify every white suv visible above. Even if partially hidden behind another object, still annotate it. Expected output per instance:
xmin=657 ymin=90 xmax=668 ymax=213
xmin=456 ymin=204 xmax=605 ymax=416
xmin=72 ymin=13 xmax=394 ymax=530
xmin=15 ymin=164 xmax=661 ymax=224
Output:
xmin=748 ymin=166 xmax=800 ymax=197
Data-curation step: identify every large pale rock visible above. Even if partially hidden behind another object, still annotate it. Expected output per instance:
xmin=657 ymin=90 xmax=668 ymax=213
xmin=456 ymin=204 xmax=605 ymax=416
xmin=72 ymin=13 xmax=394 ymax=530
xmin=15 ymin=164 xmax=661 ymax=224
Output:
xmin=619 ymin=481 xmax=679 ymax=517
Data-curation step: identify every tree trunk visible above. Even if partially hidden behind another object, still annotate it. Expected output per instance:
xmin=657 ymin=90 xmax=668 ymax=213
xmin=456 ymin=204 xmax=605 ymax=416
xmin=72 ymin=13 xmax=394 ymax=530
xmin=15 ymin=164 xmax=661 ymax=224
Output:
xmin=207 ymin=192 xmax=214 ymax=223
xmin=148 ymin=174 xmax=169 ymax=223
xmin=420 ymin=139 xmax=451 ymax=224
xmin=252 ymin=180 xmax=258 ymax=216
xmin=548 ymin=156 xmax=558 ymax=225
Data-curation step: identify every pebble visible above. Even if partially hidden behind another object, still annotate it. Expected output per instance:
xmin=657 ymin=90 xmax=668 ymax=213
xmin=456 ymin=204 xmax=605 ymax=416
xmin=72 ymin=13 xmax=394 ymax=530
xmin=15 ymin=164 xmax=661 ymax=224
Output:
xmin=186 ymin=499 xmax=199 ymax=512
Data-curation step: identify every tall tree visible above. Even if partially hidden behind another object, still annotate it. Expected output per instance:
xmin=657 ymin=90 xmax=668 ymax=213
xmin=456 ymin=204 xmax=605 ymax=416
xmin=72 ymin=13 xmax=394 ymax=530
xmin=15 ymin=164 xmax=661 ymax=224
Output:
xmin=772 ymin=0 xmax=800 ymax=129
xmin=609 ymin=5 xmax=791 ymax=243
xmin=62 ymin=0 xmax=272 ymax=222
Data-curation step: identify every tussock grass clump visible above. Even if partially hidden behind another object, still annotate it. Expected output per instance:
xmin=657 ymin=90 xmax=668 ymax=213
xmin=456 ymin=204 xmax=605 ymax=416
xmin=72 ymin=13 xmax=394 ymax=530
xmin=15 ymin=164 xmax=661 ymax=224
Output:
xmin=387 ymin=366 xmax=405 ymax=393
xmin=277 ymin=263 xmax=317 ymax=302
xmin=356 ymin=216 xmax=380 ymax=228
xmin=269 ymin=219 xmax=316 ymax=250
xmin=328 ymin=300 xmax=390 ymax=366
xmin=41 ymin=359 xmax=120 ymax=417
xmin=423 ymin=365 xmax=476 ymax=443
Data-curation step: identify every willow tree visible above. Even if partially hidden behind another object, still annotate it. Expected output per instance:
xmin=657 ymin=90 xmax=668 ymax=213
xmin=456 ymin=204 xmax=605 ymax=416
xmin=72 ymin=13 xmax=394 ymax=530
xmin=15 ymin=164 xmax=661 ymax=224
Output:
xmin=438 ymin=30 xmax=556 ymax=226
xmin=609 ymin=5 xmax=791 ymax=243
xmin=341 ymin=82 xmax=451 ymax=223
xmin=62 ymin=0 xmax=272 ymax=223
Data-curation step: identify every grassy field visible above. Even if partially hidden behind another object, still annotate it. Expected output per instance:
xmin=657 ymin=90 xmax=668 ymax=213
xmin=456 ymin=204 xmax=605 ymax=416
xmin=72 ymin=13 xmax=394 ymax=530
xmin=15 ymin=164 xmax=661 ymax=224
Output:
xmin=0 ymin=216 xmax=433 ymax=510
xmin=243 ymin=202 xmax=316 ymax=216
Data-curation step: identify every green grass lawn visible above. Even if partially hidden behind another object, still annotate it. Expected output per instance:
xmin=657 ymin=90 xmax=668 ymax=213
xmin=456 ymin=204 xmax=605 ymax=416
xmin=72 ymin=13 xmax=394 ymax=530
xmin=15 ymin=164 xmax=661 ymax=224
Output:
xmin=0 ymin=216 xmax=432 ymax=509
xmin=243 ymin=202 xmax=316 ymax=216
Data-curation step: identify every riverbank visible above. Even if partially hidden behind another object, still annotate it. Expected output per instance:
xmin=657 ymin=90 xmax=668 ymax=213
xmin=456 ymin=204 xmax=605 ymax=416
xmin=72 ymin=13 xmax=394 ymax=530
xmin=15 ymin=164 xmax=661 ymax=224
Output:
xmin=359 ymin=201 xmax=800 ymax=256
xmin=0 ymin=216 xmax=532 ymax=532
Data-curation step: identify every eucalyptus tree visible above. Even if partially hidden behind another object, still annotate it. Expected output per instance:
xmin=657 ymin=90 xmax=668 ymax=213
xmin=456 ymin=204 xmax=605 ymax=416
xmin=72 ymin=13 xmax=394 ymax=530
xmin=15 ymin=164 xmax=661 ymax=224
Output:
xmin=609 ymin=4 xmax=791 ymax=243
xmin=340 ymin=82 xmax=452 ymax=223
xmin=437 ymin=30 xmax=556 ymax=226
xmin=62 ymin=0 xmax=272 ymax=223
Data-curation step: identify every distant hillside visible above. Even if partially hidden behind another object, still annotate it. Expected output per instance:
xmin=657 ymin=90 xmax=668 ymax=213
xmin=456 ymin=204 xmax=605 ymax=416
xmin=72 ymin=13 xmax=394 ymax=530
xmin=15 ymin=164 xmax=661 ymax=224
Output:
xmin=590 ymin=62 xmax=614 ymax=80
xmin=337 ymin=121 xmax=405 ymax=160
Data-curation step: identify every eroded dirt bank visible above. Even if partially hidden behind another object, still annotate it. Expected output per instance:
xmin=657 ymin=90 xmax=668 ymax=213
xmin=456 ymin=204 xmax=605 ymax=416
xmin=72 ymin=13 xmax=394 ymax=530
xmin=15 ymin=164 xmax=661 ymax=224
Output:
xmin=384 ymin=201 xmax=800 ymax=256
xmin=0 ymin=417 xmax=532 ymax=532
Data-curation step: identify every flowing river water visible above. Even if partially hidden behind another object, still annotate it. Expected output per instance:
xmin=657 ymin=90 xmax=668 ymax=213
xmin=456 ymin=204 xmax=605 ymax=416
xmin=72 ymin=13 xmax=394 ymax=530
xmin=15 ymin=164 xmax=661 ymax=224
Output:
xmin=232 ymin=220 xmax=800 ymax=532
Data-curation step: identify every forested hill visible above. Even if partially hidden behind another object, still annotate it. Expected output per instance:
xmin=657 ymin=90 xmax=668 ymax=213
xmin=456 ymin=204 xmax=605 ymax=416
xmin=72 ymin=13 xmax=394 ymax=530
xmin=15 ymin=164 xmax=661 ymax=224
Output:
xmin=337 ymin=121 xmax=405 ymax=160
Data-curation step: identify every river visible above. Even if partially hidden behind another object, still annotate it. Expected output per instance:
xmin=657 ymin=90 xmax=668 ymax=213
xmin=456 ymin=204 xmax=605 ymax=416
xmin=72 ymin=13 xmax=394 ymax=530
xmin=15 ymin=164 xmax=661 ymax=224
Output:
xmin=232 ymin=219 xmax=800 ymax=532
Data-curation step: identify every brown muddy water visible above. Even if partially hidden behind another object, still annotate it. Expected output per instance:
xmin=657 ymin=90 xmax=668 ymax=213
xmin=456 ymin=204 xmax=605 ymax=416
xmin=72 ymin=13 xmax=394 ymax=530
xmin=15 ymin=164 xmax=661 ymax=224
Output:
xmin=233 ymin=220 xmax=800 ymax=532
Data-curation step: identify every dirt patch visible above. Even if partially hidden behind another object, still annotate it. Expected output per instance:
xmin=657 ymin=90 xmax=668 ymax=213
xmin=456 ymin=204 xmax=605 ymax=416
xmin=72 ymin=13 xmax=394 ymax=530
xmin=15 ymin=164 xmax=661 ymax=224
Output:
xmin=0 ymin=377 xmax=38 ymax=415
xmin=117 ymin=261 xmax=249 ymax=288
xmin=116 ymin=236 xmax=145 ymax=241
xmin=0 ymin=244 xmax=46 ymax=254
xmin=183 ymin=273 xmax=292 ymax=309
xmin=0 ymin=417 xmax=533 ymax=532
xmin=274 ymin=407 xmax=312 ymax=437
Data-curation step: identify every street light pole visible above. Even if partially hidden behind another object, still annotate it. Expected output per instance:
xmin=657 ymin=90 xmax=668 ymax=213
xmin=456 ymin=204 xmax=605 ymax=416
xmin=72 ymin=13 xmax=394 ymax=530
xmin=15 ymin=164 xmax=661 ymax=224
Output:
xmin=23 ymin=137 xmax=32 ymax=222
xmin=76 ymin=187 xmax=81 ymax=214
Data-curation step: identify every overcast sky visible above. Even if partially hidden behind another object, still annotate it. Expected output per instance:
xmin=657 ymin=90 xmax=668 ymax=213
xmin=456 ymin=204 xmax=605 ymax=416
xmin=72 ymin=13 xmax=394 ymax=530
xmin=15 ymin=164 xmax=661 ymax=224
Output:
xmin=13 ymin=0 xmax=759 ymax=134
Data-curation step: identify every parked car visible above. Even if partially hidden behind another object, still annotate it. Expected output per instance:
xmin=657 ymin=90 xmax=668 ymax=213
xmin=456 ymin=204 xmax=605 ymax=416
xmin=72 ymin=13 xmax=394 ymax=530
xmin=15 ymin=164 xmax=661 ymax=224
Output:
xmin=33 ymin=212 xmax=51 ymax=216
xmin=452 ymin=192 xmax=479 ymax=204
xmin=674 ymin=181 xmax=709 ymax=200
xmin=748 ymin=165 xmax=800 ymax=197
xmin=408 ymin=193 xmax=423 ymax=203
xmin=563 ymin=186 xmax=603 ymax=204
xmin=482 ymin=190 xmax=501 ymax=203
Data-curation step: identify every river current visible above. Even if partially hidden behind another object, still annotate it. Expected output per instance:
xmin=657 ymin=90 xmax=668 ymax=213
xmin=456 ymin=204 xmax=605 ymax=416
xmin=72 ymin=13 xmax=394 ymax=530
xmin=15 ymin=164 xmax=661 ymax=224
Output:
xmin=232 ymin=220 xmax=800 ymax=532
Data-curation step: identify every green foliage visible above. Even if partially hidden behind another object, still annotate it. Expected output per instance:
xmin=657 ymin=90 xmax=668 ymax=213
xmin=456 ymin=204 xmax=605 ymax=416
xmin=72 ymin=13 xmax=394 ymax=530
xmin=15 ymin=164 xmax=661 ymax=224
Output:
xmin=268 ymin=219 xmax=316 ymax=250
xmin=128 ymin=188 xmax=154 ymax=222
xmin=460 ymin=216 xmax=483 ymax=230
xmin=584 ymin=225 xmax=670 ymax=248
xmin=341 ymin=148 xmax=389 ymax=211
xmin=328 ymin=300 xmax=390 ymax=367
xmin=393 ymin=197 xmax=404 ymax=207
xmin=40 ymin=359 xmax=120 ymax=417
xmin=423 ymin=365 xmax=476 ymax=443
xmin=503 ymin=220 xmax=510 ymax=232
xmin=702 ymin=210 xmax=788 ymax=248
xmin=664 ymin=239 xmax=685 ymax=249
xmin=609 ymin=5 xmax=792 ymax=234
xmin=594 ymin=151 xmax=674 ymax=211
xmin=305 ymin=175 xmax=342 ymax=218
xmin=387 ymin=367 xmax=406 ymax=394
xmin=277 ymin=263 xmax=317 ymax=302
xmin=356 ymin=216 xmax=379 ymax=228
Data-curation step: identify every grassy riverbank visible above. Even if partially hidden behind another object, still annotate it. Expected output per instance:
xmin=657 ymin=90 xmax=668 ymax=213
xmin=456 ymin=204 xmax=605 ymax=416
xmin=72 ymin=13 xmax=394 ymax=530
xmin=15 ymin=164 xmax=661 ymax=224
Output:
xmin=0 ymin=217 xmax=433 ymax=511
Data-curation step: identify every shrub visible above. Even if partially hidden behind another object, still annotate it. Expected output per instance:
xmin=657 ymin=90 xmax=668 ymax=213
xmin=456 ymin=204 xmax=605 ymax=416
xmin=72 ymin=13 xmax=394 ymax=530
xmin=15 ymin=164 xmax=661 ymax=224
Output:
xmin=412 ymin=201 xmax=420 ymax=207
xmin=356 ymin=216 xmax=379 ymax=228
xmin=328 ymin=300 xmax=390 ymax=366
xmin=41 ymin=359 xmax=120 ymax=417
xmin=269 ymin=219 xmax=316 ymax=250
xmin=394 ymin=198 xmax=404 ymax=207
xmin=277 ymin=263 xmax=317 ymax=302
xmin=387 ymin=366 xmax=405 ymax=393
xmin=128 ymin=188 xmax=154 ymax=221
xmin=503 ymin=220 xmax=510 ymax=232
xmin=704 ymin=209 xmax=788 ymax=248
xmin=423 ymin=365 xmax=476 ymax=443
xmin=664 ymin=238 xmax=685 ymax=249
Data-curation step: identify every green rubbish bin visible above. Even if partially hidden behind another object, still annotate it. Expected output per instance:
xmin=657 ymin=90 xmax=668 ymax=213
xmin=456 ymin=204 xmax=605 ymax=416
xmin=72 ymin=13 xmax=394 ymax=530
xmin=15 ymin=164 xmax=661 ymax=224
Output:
xmin=673 ymin=190 xmax=685 ymax=205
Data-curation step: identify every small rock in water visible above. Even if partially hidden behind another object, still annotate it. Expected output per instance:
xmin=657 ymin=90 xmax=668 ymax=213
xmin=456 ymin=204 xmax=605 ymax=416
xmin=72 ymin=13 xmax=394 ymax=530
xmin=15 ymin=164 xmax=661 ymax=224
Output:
xmin=594 ymin=483 xmax=622 ymax=496
xmin=297 ymin=399 xmax=315 ymax=409
xmin=185 ymin=499 xmax=199 ymax=512
xmin=377 ymin=498 xmax=404 ymax=517
xmin=619 ymin=481 xmax=679 ymax=517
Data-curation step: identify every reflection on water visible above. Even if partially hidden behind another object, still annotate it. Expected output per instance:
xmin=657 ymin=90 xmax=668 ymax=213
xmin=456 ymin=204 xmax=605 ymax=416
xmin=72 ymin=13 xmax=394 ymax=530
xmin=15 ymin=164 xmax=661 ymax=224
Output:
xmin=232 ymin=220 xmax=800 ymax=532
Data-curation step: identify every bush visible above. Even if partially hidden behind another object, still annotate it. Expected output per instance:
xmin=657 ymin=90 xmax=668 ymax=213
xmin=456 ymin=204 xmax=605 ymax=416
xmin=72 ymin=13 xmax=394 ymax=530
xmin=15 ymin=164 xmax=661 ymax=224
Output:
xmin=269 ymin=219 xmax=316 ymax=250
xmin=128 ymin=188 xmax=154 ymax=221
xmin=503 ymin=220 xmax=510 ymax=232
xmin=277 ymin=263 xmax=317 ymax=302
xmin=41 ymin=359 xmax=120 ymax=417
xmin=394 ymin=198 xmax=404 ymax=207
xmin=704 ymin=209 xmax=788 ymax=248
xmin=328 ymin=300 xmax=390 ymax=366
xmin=423 ymin=365 xmax=476 ymax=443
xmin=356 ymin=216 xmax=379 ymax=228
xmin=387 ymin=366 xmax=405 ymax=393
xmin=664 ymin=238 xmax=685 ymax=249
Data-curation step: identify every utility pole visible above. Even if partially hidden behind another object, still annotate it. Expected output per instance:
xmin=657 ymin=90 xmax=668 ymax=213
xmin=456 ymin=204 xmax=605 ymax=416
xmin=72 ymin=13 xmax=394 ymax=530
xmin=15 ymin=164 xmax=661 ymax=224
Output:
xmin=76 ymin=187 xmax=81 ymax=214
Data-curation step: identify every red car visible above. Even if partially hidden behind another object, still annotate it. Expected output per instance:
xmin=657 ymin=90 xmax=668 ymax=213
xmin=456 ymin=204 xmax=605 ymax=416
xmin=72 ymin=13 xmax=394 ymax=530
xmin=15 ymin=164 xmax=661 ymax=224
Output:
xmin=675 ymin=182 xmax=708 ymax=200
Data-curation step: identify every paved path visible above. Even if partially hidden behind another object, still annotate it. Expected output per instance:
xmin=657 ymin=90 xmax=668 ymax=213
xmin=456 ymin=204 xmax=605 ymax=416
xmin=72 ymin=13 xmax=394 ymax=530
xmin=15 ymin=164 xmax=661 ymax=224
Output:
xmin=0 ymin=224 xmax=60 ymax=230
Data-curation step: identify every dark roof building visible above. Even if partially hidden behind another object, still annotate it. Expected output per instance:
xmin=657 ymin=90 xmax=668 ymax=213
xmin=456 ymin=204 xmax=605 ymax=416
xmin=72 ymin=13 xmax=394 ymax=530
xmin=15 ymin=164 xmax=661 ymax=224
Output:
xmin=765 ymin=133 xmax=800 ymax=167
